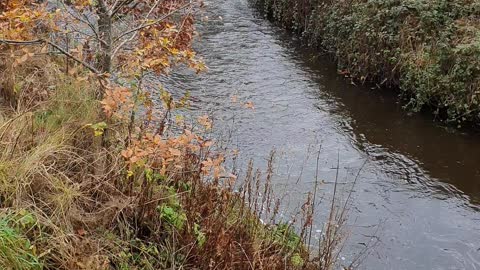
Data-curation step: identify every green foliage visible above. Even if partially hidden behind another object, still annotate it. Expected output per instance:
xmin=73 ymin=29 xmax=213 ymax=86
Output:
xmin=271 ymin=222 xmax=301 ymax=253
xmin=193 ymin=223 xmax=206 ymax=248
xmin=158 ymin=187 xmax=187 ymax=230
xmin=0 ymin=213 xmax=42 ymax=270
xmin=90 ymin=122 xmax=107 ymax=137
xmin=158 ymin=205 xmax=187 ymax=230
xmin=291 ymin=253 xmax=304 ymax=268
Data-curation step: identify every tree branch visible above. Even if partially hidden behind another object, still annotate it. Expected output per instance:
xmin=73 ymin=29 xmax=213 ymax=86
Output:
xmin=113 ymin=1 xmax=193 ymax=43
xmin=0 ymin=39 xmax=100 ymax=74
xmin=0 ymin=39 xmax=43 ymax=45
xmin=111 ymin=0 xmax=163 ymax=59
xmin=110 ymin=0 xmax=123 ymax=12
xmin=58 ymin=1 xmax=108 ymax=47
xmin=80 ymin=13 xmax=108 ymax=47
xmin=44 ymin=40 xmax=100 ymax=74
xmin=111 ymin=0 xmax=137 ymax=18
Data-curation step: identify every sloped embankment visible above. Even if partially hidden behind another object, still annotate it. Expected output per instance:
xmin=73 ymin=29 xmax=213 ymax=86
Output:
xmin=252 ymin=0 xmax=480 ymax=126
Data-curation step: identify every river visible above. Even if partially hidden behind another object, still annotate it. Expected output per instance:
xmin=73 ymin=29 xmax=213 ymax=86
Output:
xmin=158 ymin=0 xmax=480 ymax=268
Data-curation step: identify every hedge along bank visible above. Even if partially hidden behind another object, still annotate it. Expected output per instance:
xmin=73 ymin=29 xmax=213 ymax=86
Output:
xmin=251 ymin=0 xmax=480 ymax=127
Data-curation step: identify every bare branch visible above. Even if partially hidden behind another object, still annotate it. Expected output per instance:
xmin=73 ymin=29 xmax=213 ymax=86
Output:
xmin=113 ymin=1 xmax=194 ymax=43
xmin=0 ymin=39 xmax=100 ymax=74
xmin=0 ymin=39 xmax=43 ymax=45
xmin=110 ymin=0 xmax=122 ymax=13
xmin=60 ymin=1 xmax=95 ymax=31
xmin=45 ymin=40 xmax=100 ymax=74
xmin=80 ymin=12 xmax=109 ymax=47
xmin=111 ymin=0 xmax=163 ymax=59
xmin=58 ymin=1 xmax=108 ymax=47
xmin=67 ymin=26 xmax=96 ymax=40
xmin=111 ymin=0 xmax=137 ymax=18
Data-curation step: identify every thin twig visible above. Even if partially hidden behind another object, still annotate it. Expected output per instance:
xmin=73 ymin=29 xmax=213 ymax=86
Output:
xmin=111 ymin=0 xmax=163 ymax=59
xmin=111 ymin=0 xmax=136 ymax=17
xmin=45 ymin=39 xmax=100 ymax=74
xmin=307 ymin=145 xmax=321 ymax=252
xmin=0 ymin=39 xmax=43 ymax=45
xmin=113 ymin=1 xmax=194 ymax=43
xmin=0 ymin=39 xmax=100 ymax=74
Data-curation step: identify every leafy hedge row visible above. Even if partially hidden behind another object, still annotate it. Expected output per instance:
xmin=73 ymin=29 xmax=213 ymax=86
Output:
xmin=252 ymin=0 xmax=480 ymax=126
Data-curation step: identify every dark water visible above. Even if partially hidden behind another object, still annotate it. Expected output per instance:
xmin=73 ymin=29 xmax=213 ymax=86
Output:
xmin=160 ymin=0 xmax=480 ymax=268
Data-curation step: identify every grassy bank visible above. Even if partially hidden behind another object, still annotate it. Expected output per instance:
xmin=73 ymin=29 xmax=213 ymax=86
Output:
xmin=252 ymin=0 xmax=480 ymax=126
xmin=0 ymin=55 xmax=342 ymax=269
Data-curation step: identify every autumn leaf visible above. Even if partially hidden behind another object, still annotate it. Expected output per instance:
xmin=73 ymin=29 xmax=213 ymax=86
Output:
xmin=244 ymin=101 xmax=255 ymax=110
xmin=76 ymin=228 xmax=87 ymax=236
xmin=198 ymin=115 xmax=212 ymax=130
xmin=121 ymin=148 xmax=133 ymax=159
xmin=169 ymin=147 xmax=182 ymax=156
xmin=203 ymin=140 xmax=214 ymax=148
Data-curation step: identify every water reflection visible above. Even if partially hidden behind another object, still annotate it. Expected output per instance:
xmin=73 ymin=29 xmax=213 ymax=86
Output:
xmin=291 ymin=47 xmax=480 ymax=205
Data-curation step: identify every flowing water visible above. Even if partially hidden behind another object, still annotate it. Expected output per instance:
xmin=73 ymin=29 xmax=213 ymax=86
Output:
xmin=159 ymin=0 xmax=480 ymax=268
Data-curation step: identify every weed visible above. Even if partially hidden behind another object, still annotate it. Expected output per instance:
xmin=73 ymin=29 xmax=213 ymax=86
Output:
xmin=0 ymin=213 xmax=41 ymax=270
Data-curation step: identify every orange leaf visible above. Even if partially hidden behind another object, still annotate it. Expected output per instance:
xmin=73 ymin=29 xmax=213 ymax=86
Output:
xmin=169 ymin=148 xmax=181 ymax=156
xmin=244 ymin=101 xmax=255 ymax=110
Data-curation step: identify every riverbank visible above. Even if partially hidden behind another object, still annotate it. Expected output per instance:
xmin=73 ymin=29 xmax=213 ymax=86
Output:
xmin=251 ymin=0 xmax=480 ymax=127
xmin=0 ymin=1 xmax=348 ymax=269
xmin=0 ymin=49 xmax=337 ymax=270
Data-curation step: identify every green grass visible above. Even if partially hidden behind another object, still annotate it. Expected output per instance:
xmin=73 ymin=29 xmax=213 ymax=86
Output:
xmin=33 ymin=76 xmax=98 ymax=133
xmin=0 ymin=214 xmax=42 ymax=270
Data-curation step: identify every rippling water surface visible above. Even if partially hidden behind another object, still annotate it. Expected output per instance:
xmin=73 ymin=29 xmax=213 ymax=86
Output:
xmin=159 ymin=0 xmax=480 ymax=268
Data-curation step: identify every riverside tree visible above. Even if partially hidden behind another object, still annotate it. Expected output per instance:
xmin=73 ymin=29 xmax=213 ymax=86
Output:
xmin=1 ymin=0 xmax=207 ymax=175
xmin=0 ymin=0 xmax=204 ymax=87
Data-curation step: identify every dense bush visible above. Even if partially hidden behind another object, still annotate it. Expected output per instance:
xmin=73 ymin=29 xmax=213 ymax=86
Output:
xmin=253 ymin=0 xmax=480 ymax=126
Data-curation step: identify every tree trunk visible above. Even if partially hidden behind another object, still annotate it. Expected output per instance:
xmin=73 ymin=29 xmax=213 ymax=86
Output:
xmin=94 ymin=7 xmax=112 ymax=177
xmin=97 ymin=10 xmax=112 ymax=73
